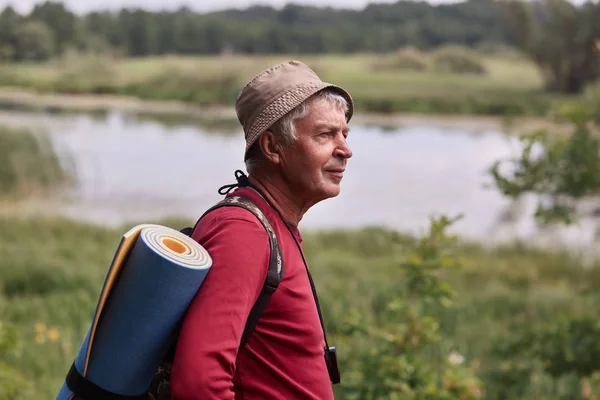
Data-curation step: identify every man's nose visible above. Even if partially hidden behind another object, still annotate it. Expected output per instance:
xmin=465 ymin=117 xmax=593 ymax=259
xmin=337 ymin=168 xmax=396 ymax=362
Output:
xmin=335 ymin=137 xmax=353 ymax=159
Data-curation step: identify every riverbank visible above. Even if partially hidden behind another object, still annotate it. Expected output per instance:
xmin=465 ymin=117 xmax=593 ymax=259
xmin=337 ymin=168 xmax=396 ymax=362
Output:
xmin=0 ymin=87 xmax=575 ymax=137
xmin=1 ymin=214 xmax=598 ymax=399
xmin=0 ymin=52 xmax=577 ymax=118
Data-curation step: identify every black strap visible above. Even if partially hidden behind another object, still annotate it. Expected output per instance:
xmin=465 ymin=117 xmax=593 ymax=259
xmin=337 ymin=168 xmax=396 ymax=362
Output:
xmin=282 ymin=223 xmax=330 ymax=348
xmin=218 ymin=170 xmax=331 ymax=349
xmin=199 ymin=196 xmax=284 ymax=351
xmin=185 ymin=173 xmax=284 ymax=352
xmin=66 ymin=362 xmax=148 ymax=400
xmin=236 ymin=173 xmax=337 ymax=382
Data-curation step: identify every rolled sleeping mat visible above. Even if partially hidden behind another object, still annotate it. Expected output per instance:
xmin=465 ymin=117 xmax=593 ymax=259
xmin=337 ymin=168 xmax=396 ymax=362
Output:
xmin=56 ymin=224 xmax=212 ymax=400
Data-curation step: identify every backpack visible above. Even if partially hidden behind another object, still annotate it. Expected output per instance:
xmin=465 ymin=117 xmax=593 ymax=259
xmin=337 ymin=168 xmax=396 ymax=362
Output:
xmin=147 ymin=194 xmax=285 ymax=400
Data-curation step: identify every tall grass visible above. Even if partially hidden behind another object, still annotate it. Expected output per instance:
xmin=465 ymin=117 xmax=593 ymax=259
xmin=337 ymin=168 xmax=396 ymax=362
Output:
xmin=0 ymin=50 xmax=572 ymax=117
xmin=0 ymin=126 xmax=69 ymax=200
xmin=1 ymin=215 xmax=599 ymax=399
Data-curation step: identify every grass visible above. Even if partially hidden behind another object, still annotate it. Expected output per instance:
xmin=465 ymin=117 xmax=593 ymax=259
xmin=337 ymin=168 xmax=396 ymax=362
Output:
xmin=1 ymin=215 xmax=599 ymax=399
xmin=0 ymin=49 xmax=579 ymax=117
xmin=0 ymin=126 xmax=70 ymax=201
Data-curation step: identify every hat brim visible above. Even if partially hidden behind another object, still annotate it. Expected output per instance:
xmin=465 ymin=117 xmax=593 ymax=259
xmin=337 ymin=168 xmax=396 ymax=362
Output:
xmin=243 ymin=82 xmax=354 ymax=160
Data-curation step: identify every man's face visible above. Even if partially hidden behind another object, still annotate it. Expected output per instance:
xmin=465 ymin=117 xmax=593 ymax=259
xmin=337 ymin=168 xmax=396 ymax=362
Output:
xmin=279 ymin=97 xmax=352 ymax=205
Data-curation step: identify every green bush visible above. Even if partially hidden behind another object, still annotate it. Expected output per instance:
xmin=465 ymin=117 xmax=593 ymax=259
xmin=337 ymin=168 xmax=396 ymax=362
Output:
xmin=124 ymin=67 xmax=241 ymax=105
xmin=51 ymin=54 xmax=119 ymax=94
xmin=335 ymin=215 xmax=485 ymax=400
xmin=482 ymin=316 xmax=600 ymax=399
xmin=0 ymin=314 xmax=31 ymax=400
xmin=431 ymin=46 xmax=487 ymax=75
xmin=13 ymin=21 xmax=55 ymax=62
xmin=371 ymin=47 xmax=428 ymax=72
xmin=488 ymin=92 xmax=600 ymax=226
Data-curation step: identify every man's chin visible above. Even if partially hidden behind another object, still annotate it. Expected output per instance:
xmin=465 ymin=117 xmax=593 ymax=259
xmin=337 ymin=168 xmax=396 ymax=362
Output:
xmin=324 ymin=184 xmax=342 ymax=199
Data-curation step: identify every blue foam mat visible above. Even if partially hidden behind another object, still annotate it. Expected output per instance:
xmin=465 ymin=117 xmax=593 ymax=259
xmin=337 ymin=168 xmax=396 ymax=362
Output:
xmin=56 ymin=224 xmax=212 ymax=399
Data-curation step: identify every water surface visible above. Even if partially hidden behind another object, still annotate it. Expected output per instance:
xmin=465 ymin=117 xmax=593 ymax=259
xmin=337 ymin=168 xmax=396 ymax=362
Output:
xmin=2 ymin=108 xmax=595 ymax=250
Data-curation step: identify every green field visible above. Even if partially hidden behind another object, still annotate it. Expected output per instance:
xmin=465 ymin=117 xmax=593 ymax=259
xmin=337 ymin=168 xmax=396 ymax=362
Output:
xmin=0 ymin=49 xmax=576 ymax=117
xmin=2 ymin=214 xmax=600 ymax=400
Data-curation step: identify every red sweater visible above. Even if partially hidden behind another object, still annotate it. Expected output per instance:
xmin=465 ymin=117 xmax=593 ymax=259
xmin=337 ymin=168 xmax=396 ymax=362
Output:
xmin=170 ymin=187 xmax=334 ymax=399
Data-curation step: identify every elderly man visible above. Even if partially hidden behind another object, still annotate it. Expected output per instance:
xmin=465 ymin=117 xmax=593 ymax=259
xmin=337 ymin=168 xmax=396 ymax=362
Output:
xmin=169 ymin=60 xmax=354 ymax=399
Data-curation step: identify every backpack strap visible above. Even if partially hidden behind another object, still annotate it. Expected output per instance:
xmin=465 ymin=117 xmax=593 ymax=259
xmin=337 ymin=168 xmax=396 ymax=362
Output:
xmin=147 ymin=194 xmax=284 ymax=400
xmin=182 ymin=194 xmax=284 ymax=351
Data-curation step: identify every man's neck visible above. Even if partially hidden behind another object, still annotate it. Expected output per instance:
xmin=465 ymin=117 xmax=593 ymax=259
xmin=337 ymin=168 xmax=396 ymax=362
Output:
xmin=247 ymin=174 xmax=309 ymax=227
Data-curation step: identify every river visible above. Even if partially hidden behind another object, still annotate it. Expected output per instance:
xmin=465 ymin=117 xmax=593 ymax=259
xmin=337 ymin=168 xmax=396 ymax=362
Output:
xmin=1 ymin=107 xmax=596 ymax=250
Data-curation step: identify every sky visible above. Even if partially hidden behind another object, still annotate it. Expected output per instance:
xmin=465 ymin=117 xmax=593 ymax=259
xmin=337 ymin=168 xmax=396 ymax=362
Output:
xmin=0 ymin=0 xmax=454 ymax=15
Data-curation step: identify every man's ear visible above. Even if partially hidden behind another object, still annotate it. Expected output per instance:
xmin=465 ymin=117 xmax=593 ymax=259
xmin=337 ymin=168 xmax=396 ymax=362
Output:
xmin=258 ymin=131 xmax=282 ymax=164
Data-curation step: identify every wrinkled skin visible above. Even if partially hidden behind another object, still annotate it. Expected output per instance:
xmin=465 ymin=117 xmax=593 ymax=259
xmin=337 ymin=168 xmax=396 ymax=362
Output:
xmin=250 ymin=97 xmax=353 ymax=226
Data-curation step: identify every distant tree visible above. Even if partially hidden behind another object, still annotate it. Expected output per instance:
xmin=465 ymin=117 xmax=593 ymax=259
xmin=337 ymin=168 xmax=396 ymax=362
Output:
xmin=83 ymin=11 xmax=123 ymax=50
xmin=29 ymin=0 xmax=77 ymax=54
xmin=119 ymin=9 xmax=157 ymax=56
xmin=153 ymin=12 xmax=177 ymax=55
xmin=488 ymin=89 xmax=600 ymax=227
xmin=172 ymin=11 xmax=204 ymax=54
xmin=0 ymin=0 xmax=534 ymax=58
xmin=13 ymin=20 xmax=55 ymax=61
xmin=499 ymin=0 xmax=600 ymax=93
xmin=0 ymin=6 xmax=19 ymax=60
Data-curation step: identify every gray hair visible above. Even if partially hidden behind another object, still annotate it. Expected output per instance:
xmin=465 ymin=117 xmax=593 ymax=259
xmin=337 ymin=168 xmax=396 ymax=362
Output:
xmin=245 ymin=89 xmax=349 ymax=173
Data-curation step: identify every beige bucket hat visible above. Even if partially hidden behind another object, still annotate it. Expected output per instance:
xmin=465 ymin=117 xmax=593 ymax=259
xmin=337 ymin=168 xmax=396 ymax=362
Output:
xmin=235 ymin=60 xmax=354 ymax=160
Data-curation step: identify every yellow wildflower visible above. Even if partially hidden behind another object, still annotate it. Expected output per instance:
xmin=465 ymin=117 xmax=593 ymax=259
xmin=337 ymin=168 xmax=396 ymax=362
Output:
xmin=34 ymin=322 xmax=46 ymax=333
xmin=47 ymin=327 xmax=60 ymax=342
xmin=35 ymin=333 xmax=46 ymax=344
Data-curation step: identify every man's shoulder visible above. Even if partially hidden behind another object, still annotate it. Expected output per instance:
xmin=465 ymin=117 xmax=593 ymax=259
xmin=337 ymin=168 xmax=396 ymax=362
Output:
xmin=190 ymin=190 xmax=287 ymax=249
xmin=203 ymin=190 xmax=280 ymax=228
xmin=196 ymin=201 xmax=265 ymax=232
xmin=189 ymin=199 xmax=274 ymax=271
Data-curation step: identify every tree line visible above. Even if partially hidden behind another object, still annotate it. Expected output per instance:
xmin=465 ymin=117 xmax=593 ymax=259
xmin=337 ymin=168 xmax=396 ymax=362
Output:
xmin=0 ymin=0 xmax=518 ymax=61
xmin=0 ymin=0 xmax=598 ymax=94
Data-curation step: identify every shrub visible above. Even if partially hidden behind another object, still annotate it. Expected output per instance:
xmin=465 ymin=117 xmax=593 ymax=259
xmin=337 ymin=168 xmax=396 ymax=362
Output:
xmin=483 ymin=316 xmax=600 ymax=399
xmin=488 ymin=92 xmax=600 ymax=226
xmin=431 ymin=46 xmax=487 ymax=75
xmin=51 ymin=53 xmax=119 ymax=94
xmin=336 ymin=214 xmax=485 ymax=399
xmin=372 ymin=47 xmax=428 ymax=72
xmin=0 ymin=316 xmax=31 ymax=400
xmin=125 ymin=67 xmax=241 ymax=105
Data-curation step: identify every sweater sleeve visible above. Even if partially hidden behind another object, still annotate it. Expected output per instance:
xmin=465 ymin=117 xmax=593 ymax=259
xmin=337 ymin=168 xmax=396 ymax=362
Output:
xmin=169 ymin=209 xmax=270 ymax=399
